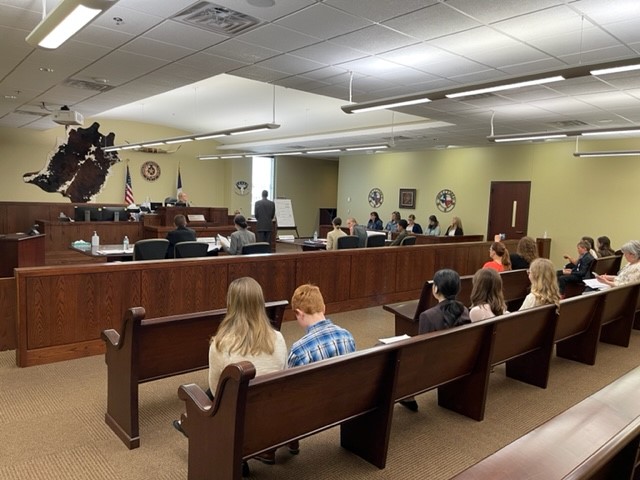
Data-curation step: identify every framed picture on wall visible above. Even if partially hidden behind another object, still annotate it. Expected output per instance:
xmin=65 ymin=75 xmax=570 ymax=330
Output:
xmin=399 ymin=188 xmax=416 ymax=209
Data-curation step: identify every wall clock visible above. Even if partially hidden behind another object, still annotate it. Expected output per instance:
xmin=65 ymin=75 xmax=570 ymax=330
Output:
xmin=368 ymin=188 xmax=384 ymax=208
xmin=140 ymin=161 xmax=161 ymax=182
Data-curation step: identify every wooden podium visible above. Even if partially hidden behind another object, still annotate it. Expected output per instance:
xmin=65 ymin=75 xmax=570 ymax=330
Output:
xmin=0 ymin=234 xmax=45 ymax=277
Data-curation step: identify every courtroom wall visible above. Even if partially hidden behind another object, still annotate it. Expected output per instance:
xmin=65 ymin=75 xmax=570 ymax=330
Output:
xmin=0 ymin=119 xmax=224 ymax=207
xmin=276 ymin=155 xmax=339 ymax=238
xmin=337 ymin=137 xmax=638 ymax=267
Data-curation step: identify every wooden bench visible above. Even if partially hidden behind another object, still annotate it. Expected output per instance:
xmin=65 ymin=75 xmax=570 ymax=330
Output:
xmin=177 ymin=303 xmax=565 ymax=479
xmin=384 ymin=269 xmax=530 ymax=336
xmin=451 ymin=364 xmax=640 ymax=480
xmin=101 ymin=300 xmax=288 ymax=449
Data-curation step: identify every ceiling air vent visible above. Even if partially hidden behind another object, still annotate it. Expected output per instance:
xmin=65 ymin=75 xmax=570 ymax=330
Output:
xmin=63 ymin=79 xmax=115 ymax=92
xmin=173 ymin=1 xmax=262 ymax=36
xmin=547 ymin=120 xmax=589 ymax=128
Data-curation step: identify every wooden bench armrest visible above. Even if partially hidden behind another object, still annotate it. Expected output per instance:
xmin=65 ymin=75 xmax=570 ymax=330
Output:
xmin=101 ymin=329 xmax=120 ymax=347
xmin=383 ymin=300 xmax=418 ymax=321
xmin=101 ymin=306 xmax=146 ymax=351
xmin=178 ymin=383 xmax=214 ymax=414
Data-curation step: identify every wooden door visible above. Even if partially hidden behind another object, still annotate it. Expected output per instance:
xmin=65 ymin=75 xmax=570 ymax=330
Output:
xmin=486 ymin=181 xmax=531 ymax=241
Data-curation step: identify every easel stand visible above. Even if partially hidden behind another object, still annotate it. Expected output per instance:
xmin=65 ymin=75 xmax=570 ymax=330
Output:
xmin=277 ymin=225 xmax=300 ymax=238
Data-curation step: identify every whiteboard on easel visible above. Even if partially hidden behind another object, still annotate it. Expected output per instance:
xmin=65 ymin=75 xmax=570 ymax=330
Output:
xmin=275 ymin=198 xmax=296 ymax=228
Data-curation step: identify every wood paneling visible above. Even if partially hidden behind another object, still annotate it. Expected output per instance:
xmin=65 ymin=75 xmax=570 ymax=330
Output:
xmin=0 ymin=278 xmax=16 ymax=351
xmin=0 ymin=234 xmax=45 ymax=277
xmin=13 ymin=238 xmax=548 ymax=367
xmin=38 ymin=220 xmax=144 ymax=251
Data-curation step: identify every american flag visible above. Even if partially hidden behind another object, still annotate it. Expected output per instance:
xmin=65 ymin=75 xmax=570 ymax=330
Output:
xmin=124 ymin=165 xmax=135 ymax=205
xmin=176 ymin=166 xmax=183 ymax=197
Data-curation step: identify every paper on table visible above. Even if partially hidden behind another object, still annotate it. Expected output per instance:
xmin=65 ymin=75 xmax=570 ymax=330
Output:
xmin=377 ymin=334 xmax=411 ymax=344
xmin=583 ymin=278 xmax=610 ymax=290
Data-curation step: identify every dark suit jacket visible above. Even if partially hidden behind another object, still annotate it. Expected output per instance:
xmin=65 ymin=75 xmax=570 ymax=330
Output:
xmin=254 ymin=198 xmax=276 ymax=232
xmin=445 ymin=226 xmax=464 ymax=236
xmin=166 ymin=226 xmax=197 ymax=258
xmin=572 ymin=252 xmax=595 ymax=279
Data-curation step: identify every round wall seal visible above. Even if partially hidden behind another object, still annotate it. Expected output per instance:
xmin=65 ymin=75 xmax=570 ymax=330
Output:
xmin=234 ymin=180 xmax=249 ymax=196
xmin=436 ymin=189 xmax=456 ymax=212
xmin=368 ymin=188 xmax=384 ymax=208
xmin=140 ymin=161 xmax=161 ymax=182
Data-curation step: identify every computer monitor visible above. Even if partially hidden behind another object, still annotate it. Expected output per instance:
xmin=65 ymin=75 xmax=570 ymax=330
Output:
xmin=150 ymin=202 xmax=163 ymax=211
xmin=74 ymin=206 xmax=103 ymax=222
xmin=102 ymin=206 xmax=128 ymax=221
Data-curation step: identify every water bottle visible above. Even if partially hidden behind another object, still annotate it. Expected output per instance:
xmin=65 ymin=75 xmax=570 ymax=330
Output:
xmin=387 ymin=230 xmax=392 ymax=241
xmin=123 ymin=236 xmax=129 ymax=250
xmin=91 ymin=231 xmax=100 ymax=247
xmin=313 ymin=230 xmax=318 ymax=241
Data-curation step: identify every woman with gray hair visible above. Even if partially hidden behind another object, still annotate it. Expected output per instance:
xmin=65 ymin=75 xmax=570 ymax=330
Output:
xmin=595 ymin=240 xmax=640 ymax=287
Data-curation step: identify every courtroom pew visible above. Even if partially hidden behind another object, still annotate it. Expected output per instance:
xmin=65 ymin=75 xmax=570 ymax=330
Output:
xmin=177 ymin=305 xmax=565 ymax=479
xmin=564 ymin=254 xmax=622 ymax=298
xmin=384 ymin=269 xmax=530 ymax=336
xmin=101 ymin=301 xmax=287 ymax=449
xmin=451 ymin=364 xmax=640 ymax=480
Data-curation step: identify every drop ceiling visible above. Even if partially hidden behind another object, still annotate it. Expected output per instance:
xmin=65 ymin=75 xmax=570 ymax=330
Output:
xmin=1 ymin=0 xmax=640 ymax=156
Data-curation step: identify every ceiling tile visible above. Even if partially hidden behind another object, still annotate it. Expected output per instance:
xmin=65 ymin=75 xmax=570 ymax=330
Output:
xmin=275 ymin=3 xmax=373 ymax=40
xmin=446 ymin=0 xmax=567 ymax=24
xmin=384 ymin=3 xmax=481 ymax=41
xmin=324 ymin=0 xmax=434 ymax=22
xmin=79 ymin=51 xmax=167 ymax=86
xmin=120 ymin=37 xmax=196 ymax=61
xmin=330 ymin=25 xmax=419 ymax=55
xmin=236 ymin=23 xmax=321 ymax=52
xmin=143 ymin=20 xmax=228 ymax=50
xmin=255 ymin=54 xmax=325 ymax=76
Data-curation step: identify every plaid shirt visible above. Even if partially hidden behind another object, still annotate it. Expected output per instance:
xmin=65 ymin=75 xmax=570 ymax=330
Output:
xmin=287 ymin=319 xmax=356 ymax=368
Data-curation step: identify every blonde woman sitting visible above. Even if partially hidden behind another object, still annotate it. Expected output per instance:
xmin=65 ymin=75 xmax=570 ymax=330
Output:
xmin=519 ymin=258 xmax=561 ymax=310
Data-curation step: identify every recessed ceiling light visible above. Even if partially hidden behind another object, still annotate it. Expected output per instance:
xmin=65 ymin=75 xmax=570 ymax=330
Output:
xmin=4 ymin=95 xmax=17 ymax=100
xmin=39 ymin=67 xmax=54 ymax=72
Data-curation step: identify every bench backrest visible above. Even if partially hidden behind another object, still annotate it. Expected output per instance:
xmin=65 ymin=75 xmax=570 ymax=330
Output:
xmin=555 ymin=291 xmax=605 ymax=342
xmin=591 ymin=254 xmax=622 ymax=275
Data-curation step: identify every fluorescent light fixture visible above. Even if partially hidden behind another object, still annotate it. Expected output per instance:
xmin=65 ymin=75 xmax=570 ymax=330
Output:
xmin=590 ymin=64 xmax=640 ymax=76
xmin=194 ymin=133 xmax=225 ymax=140
xmin=121 ymin=145 xmax=140 ymax=150
xmin=581 ymin=129 xmax=640 ymax=137
xmin=345 ymin=145 xmax=389 ymax=151
xmin=199 ymin=156 xmax=220 ymax=160
xmin=574 ymin=150 xmax=640 ymax=157
xmin=107 ymin=123 xmax=280 ymax=150
xmin=221 ymin=155 xmax=242 ymax=159
xmin=342 ymin=96 xmax=431 ymax=114
xmin=283 ymin=152 xmax=303 ymax=155
xmin=493 ymin=134 xmax=567 ymax=143
xmin=306 ymin=149 xmax=341 ymax=154
xmin=446 ymin=76 xmax=565 ymax=99
xmin=141 ymin=142 xmax=165 ymax=147
xmin=26 ymin=0 xmax=119 ymax=49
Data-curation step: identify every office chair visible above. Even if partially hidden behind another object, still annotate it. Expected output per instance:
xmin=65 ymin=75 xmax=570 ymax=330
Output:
xmin=133 ymin=239 xmax=169 ymax=260
xmin=164 ymin=196 xmax=177 ymax=206
xmin=366 ymin=234 xmax=386 ymax=248
xmin=241 ymin=242 xmax=271 ymax=255
xmin=174 ymin=241 xmax=209 ymax=258
xmin=337 ymin=235 xmax=359 ymax=250
xmin=401 ymin=236 xmax=417 ymax=246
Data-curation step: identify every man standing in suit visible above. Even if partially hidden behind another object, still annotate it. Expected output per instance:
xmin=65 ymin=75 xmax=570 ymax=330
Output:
xmin=254 ymin=190 xmax=276 ymax=243
xmin=165 ymin=214 xmax=196 ymax=258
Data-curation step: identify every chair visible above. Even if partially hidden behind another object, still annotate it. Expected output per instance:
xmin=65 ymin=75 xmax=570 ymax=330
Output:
xmin=401 ymin=236 xmax=417 ymax=246
xmin=366 ymin=234 xmax=386 ymax=248
xmin=133 ymin=239 xmax=169 ymax=261
xmin=241 ymin=242 xmax=271 ymax=255
xmin=337 ymin=235 xmax=360 ymax=250
xmin=164 ymin=196 xmax=177 ymax=206
xmin=174 ymin=241 xmax=209 ymax=258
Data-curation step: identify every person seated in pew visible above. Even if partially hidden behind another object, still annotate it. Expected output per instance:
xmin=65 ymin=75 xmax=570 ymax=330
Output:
xmin=520 ymin=258 xmax=561 ymax=310
xmin=165 ymin=214 xmax=197 ymax=258
xmin=346 ymin=217 xmax=368 ymax=248
xmin=366 ymin=211 xmax=383 ymax=230
xmin=326 ymin=216 xmax=347 ymax=251
xmin=172 ymin=277 xmax=287 ymax=474
xmin=595 ymin=240 xmax=640 ymax=287
xmin=425 ymin=215 xmax=441 ymax=236
xmin=596 ymin=235 xmax=616 ymax=258
xmin=558 ymin=240 xmax=595 ymax=296
xmin=483 ymin=242 xmax=512 ymax=272
xmin=564 ymin=236 xmax=598 ymax=266
xmin=510 ymin=236 xmax=538 ymax=270
xmin=406 ymin=214 xmax=422 ymax=234
xmin=400 ymin=269 xmax=471 ymax=412
xmin=224 ymin=214 xmax=256 ymax=255
xmin=444 ymin=216 xmax=464 ymax=236
xmin=469 ymin=269 xmax=508 ymax=322
xmin=390 ymin=219 xmax=409 ymax=246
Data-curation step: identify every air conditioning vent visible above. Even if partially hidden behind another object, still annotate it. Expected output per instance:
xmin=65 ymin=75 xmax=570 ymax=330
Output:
xmin=63 ymin=79 xmax=115 ymax=92
xmin=173 ymin=1 xmax=262 ymax=36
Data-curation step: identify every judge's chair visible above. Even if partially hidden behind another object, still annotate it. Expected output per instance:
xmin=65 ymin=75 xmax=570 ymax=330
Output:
xmin=241 ymin=242 xmax=271 ymax=255
xmin=366 ymin=235 xmax=386 ymax=248
xmin=401 ymin=236 xmax=417 ymax=246
xmin=133 ymin=239 xmax=169 ymax=261
xmin=174 ymin=241 xmax=209 ymax=258
xmin=337 ymin=235 xmax=359 ymax=250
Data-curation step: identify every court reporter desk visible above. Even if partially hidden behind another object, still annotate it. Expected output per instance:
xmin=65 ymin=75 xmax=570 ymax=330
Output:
xmin=10 ymin=238 xmax=546 ymax=367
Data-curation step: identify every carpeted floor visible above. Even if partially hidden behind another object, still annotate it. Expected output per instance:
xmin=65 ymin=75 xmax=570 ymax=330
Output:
xmin=0 ymin=307 xmax=639 ymax=480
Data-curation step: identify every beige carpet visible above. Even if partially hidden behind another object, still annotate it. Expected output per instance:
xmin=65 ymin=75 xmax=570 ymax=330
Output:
xmin=1 ymin=307 xmax=639 ymax=480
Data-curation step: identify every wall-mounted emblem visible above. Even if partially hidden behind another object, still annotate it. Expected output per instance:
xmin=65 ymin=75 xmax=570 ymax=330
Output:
xmin=368 ymin=188 xmax=384 ymax=208
xmin=436 ymin=189 xmax=456 ymax=212
xmin=140 ymin=161 xmax=161 ymax=182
